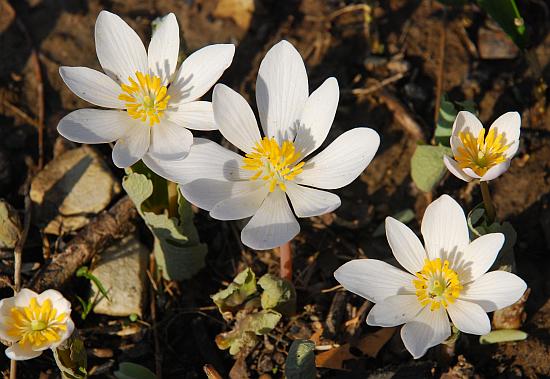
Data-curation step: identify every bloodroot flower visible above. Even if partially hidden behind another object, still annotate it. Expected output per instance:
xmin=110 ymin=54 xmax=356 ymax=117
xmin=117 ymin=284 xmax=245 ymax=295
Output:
xmin=443 ymin=111 xmax=521 ymax=182
xmin=0 ymin=289 xmax=74 ymax=360
xmin=144 ymin=40 xmax=380 ymax=250
xmin=334 ymin=195 xmax=526 ymax=359
xmin=58 ymin=11 xmax=235 ymax=167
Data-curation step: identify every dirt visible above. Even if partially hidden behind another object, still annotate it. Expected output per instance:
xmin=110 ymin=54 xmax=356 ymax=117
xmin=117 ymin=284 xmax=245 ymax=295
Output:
xmin=1 ymin=0 xmax=550 ymax=378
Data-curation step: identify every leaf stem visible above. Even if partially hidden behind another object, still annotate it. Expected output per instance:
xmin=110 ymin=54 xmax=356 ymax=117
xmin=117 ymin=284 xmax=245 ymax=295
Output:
xmin=167 ymin=180 xmax=178 ymax=218
xmin=279 ymin=241 xmax=292 ymax=281
xmin=480 ymin=181 xmax=496 ymax=223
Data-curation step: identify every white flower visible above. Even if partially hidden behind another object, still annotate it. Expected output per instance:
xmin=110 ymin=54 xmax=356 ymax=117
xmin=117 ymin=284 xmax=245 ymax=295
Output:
xmin=57 ymin=11 xmax=235 ymax=167
xmin=143 ymin=40 xmax=380 ymax=250
xmin=334 ymin=195 xmax=526 ymax=359
xmin=0 ymin=289 xmax=75 ymax=360
xmin=443 ymin=111 xmax=521 ymax=182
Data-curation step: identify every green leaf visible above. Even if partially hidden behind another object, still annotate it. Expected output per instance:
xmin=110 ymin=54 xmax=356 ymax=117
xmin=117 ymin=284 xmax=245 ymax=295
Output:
xmin=211 ymin=268 xmax=258 ymax=313
xmin=411 ymin=145 xmax=452 ymax=192
xmin=122 ymin=167 xmax=207 ymax=280
xmin=215 ymin=310 xmax=282 ymax=356
xmin=52 ymin=332 xmax=88 ymax=379
xmin=476 ymin=0 xmax=527 ymax=49
xmin=479 ymin=329 xmax=527 ymax=344
xmin=285 ymin=340 xmax=316 ymax=379
xmin=114 ymin=363 xmax=156 ymax=379
xmin=373 ymin=208 xmax=415 ymax=237
xmin=258 ymin=273 xmax=296 ymax=316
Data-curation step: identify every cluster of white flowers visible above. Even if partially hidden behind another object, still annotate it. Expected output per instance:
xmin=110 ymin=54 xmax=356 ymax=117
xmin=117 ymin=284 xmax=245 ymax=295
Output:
xmin=31 ymin=10 xmax=526 ymax=362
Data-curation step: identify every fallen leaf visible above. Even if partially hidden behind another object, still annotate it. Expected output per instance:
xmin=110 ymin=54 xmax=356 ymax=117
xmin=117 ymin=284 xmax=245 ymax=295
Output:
xmin=315 ymin=327 xmax=396 ymax=370
xmin=213 ymin=0 xmax=254 ymax=30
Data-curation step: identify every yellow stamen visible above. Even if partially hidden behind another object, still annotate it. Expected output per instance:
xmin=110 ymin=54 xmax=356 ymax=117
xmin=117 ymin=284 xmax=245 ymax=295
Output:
xmin=454 ymin=128 xmax=511 ymax=176
xmin=7 ymin=297 xmax=68 ymax=349
xmin=118 ymin=71 xmax=170 ymax=126
xmin=242 ymin=137 xmax=304 ymax=192
xmin=413 ymin=258 xmax=462 ymax=311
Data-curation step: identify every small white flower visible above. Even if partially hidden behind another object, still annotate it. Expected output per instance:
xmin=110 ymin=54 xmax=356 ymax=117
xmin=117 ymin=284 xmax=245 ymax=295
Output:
xmin=144 ymin=40 xmax=380 ymax=250
xmin=443 ymin=111 xmax=521 ymax=182
xmin=58 ymin=11 xmax=235 ymax=167
xmin=334 ymin=195 xmax=527 ymax=359
xmin=0 ymin=289 xmax=74 ymax=360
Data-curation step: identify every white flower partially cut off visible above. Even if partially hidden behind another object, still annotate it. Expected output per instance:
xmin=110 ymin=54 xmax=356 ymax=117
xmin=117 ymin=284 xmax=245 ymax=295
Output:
xmin=0 ymin=289 xmax=74 ymax=360
xmin=443 ymin=111 xmax=521 ymax=182
xmin=334 ymin=195 xmax=527 ymax=359
xmin=144 ymin=40 xmax=380 ymax=250
xmin=58 ymin=11 xmax=235 ymax=167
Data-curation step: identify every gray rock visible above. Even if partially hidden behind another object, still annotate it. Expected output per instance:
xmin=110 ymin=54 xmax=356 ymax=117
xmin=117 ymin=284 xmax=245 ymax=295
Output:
xmin=30 ymin=146 xmax=120 ymax=235
xmin=90 ymin=235 xmax=149 ymax=317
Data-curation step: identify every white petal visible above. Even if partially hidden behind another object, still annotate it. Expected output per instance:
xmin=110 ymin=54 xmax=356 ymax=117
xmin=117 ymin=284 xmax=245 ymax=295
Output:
xmin=460 ymin=271 xmax=527 ymax=312
xmin=455 ymin=233 xmax=504 ymax=283
xmin=51 ymin=318 xmax=75 ymax=349
xmin=167 ymin=101 xmax=217 ymax=131
xmin=367 ymin=295 xmax=423 ymax=327
xmin=401 ymin=306 xmax=451 ymax=359
xmin=59 ymin=67 xmax=125 ymax=108
xmin=443 ymin=155 xmax=474 ymax=182
xmin=488 ymin=111 xmax=521 ymax=147
xmin=421 ymin=194 xmax=470 ymax=261
xmin=148 ymin=119 xmax=193 ymax=161
xmin=385 ymin=217 xmax=427 ymax=274
xmin=447 ymin=299 xmax=490 ymax=335
xmin=213 ymin=84 xmax=261 ymax=153
xmin=285 ymin=182 xmax=341 ymax=218
xmin=169 ymin=44 xmax=235 ymax=104
xmin=480 ymin=160 xmax=511 ymax=182
xmin=210 ymin=183 xmax=269 ymax=220
xmin=95 ymin=11 xmax=148 ymax=83
xmin=463 ymin=168 xmax=481 ymax=179
xmin=14 ymin=289 xmax=38 ymax=307
xmin=294 ymin=77 xmax=339 ymax=157
xmin=181 ymin=179 xmax=258 ymax=211
xmin=450 ymin=111 xmax=483 ymax=156
xmin=506 ymin=140 xmax=520 ymax=159
xmin=5 ymin=342 xmax=42 ymax=361
xmin=142 ymin=138 xmax=250 ymax=184
xmin=241 ymin=190 xmax=300 ymax=250
xmin=57 ymin=109 xmax=131 ymax=144
xmin=256 ymin=40 xmax=308 ymax=142
xmin=296 ymin=128 xmax=380 ymax=189
xmin=112 ymin=125 xmax=150 ymax=168
xmin=334 ymin=259 xmax=415 ymax=303
xmin=147 ymin=13 xmax=179 ymax=84
xmin=37 ymin=290 xmax=71 ymax=316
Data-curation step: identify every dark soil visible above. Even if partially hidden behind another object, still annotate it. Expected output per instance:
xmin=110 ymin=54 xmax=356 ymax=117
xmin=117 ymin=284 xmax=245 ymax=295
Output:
xmin=1 ymin=0 xmax=550 ymax=378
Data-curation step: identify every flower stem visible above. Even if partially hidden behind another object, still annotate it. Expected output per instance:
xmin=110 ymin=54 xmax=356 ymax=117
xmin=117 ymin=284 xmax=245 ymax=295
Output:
xmin=279 ymin=241 xmax=293 ymax=281
xmin=167 ymin=181 xmax=178 ymax=218
xmin=480 ymin=181 xmax=496 ymax=224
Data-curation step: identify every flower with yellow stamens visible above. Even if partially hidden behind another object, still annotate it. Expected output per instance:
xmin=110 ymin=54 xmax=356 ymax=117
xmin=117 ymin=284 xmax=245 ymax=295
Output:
xmin=0 ymin=289 xmax=74 ymax=360
xmin=444 ymin=111 xmax=521 ymax=182
xmin=143 ymin=40 xmax=380 ymax=250
xmin=57 ymin=11 xmax=235 ymax=167
xmin=334 ymin=195 xmax=527 ymax=359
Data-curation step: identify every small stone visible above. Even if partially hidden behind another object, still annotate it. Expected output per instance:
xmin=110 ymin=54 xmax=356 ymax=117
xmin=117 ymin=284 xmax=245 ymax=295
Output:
xmin=478 ymin=27 xmax=519 ymax=60
xmin=90 ymin=235 xmax=149 ymax=317
xmin=30 ymin=146 xmax=120 ymax=235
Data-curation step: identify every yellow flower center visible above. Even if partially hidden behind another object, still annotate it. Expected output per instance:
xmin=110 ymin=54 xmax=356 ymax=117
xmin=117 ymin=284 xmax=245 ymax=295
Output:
xmin=7 ymin=298 xmax=68 ymax=348
xmin=413 ymin=258 xmax=463 ymax=311
xmin=242 ymin=137 xmax=305 ymax=192
xmin=455 ymin=128 xmax=510 ymax=176
xmin=118 ymin=71 xmax=170 ymax=126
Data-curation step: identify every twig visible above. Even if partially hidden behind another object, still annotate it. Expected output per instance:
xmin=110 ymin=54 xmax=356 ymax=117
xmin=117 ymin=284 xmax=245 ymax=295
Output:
xmin=203 ymin=365 xmax=223 ymax=379
xmin=2 ymin=100 xmax=41 ymax=129
xmin=378 ymin=89 xmax=425 ymax=141
xmin=346 ymin=72 xmax=405 ymax=97
xmin=434 ymin=8 xmax=447 ymax=127
xmin=30 ymin=196 xmax=138 ymax=292
xmin=30 ymin=51 xmax=45 ymax=170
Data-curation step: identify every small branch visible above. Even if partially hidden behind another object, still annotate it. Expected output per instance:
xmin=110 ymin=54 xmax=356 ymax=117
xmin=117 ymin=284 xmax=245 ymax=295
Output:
xmin=30 ymin=196 xmax=138 ymax=292
xmin=30 ymin=51 xmax=45 ymax=170
xmin=2 ymin=100 xmax=41 ymax=129
xmin=480 ymin=181 xmax=496 ymax=223
xmin=434 ymin=8 xmax=447 ymax=127
xmin=279 ymin=241 xmax=293 ymax=281
xmin=378 ymin=89 xmax=425 ymax=141
xmin=346 ymin=72 xmax=405 ymax=97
